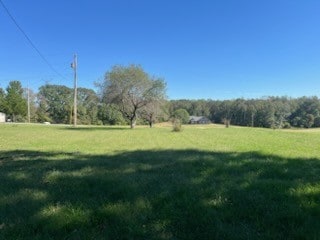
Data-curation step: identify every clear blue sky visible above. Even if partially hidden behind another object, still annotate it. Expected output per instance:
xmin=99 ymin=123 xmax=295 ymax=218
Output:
xmin=1 ymin=0 xmax=320 ymax=100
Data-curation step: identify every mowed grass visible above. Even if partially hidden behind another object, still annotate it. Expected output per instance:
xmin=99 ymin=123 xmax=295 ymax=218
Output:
xmin=0 ymin=124 xmax=320 ymax=239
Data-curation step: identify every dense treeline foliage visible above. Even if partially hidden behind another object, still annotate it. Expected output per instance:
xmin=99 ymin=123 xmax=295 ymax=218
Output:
xmin=169 ymin=97 xmax=320 ymax=128
xmin=1 ymin=80 xmax=320 ymax=128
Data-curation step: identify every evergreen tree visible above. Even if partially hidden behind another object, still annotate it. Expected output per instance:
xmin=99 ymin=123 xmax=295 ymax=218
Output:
xmin=0 ymin=88 xmax=7 ymax=113
xmin=5 ymin=81 xmax=27 ymax=122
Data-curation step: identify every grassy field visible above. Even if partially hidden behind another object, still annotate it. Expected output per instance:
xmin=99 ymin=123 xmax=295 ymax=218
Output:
xmin=0 ymin=124 xmax=320 ymax=239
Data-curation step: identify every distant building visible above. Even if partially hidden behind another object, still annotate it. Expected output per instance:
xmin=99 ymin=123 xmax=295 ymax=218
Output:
xmin=189 ymin=116 xmax=211 ymax=124
xmin=0 ymin=112 xmax=5 ymax=123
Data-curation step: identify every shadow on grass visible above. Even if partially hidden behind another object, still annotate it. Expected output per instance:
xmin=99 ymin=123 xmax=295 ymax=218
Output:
xmin=0 ymin=149 xmax=319 ymax=239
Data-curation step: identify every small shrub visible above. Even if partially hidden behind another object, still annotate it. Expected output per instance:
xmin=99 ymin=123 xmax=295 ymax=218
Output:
xmin=96 ymin=120 xmax=103 ymax=125
xmin=282 ymin=122 xmax=291 ymax=129
xmin=223 ymin=118 xmax=230 ymax=128
xmin=172 ymin=118 xmax=182 ymax=132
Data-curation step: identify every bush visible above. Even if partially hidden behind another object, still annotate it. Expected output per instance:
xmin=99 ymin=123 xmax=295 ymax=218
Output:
xmin=223 ymin=118 xmax=230 ymax=128
xmin=172 ymin=118 xmax=182 ymax=132
xmin=282 ymin=122 xmax=291 ymax=129
xmin=173 ymin=109 xmax=190 ymax=124
xmin=96 ymin=120 xmax=103 ymax=126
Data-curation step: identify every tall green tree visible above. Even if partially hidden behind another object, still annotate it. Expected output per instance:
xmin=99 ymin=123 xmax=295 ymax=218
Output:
xmin=38 ymin=84 xmax=73 ymax=124
xmin=36 ymin=97 xmax=51 ymax=123
xmin=5 ymin=81 xmax=27 ymax=122
xmin=0 ymin=88 xmax=7 ymax=113
xmin=77 ymin=88 xmax=99 ymax=124
xmin=272 ymin=97 xmax=292 ymax=128
xmin=99 ymin=64 xmax=166 ymax=128
xmin=289 ymin=96 xmax=320 ymax=128
xmin=219 ymin=100 xmax=234 ymax=126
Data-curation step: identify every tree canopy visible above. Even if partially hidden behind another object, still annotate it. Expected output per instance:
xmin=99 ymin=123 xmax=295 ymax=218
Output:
xmin=5 ymin=81 xmax=27 ymax=121
xmin=0 ymin=88 xmax=6 ymax=113
xmin=99 ymin=64 xmax=167 ymax=128
xmin=173 ymin=108 xmax=190 ymax=124
xmin=38 ymin=85 xmax=100 ymax=124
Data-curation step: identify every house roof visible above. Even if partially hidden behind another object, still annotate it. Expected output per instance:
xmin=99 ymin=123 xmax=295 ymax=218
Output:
xmin=190 ymin=116 xmax=202 ymax=121
xmin=189 ymin=116 xmax=209 ymax=121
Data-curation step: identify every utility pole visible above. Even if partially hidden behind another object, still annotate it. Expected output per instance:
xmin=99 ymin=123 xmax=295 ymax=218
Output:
xmin=71 ymin=54 xmax=77 ymax=127
xmin=27 ymin=83 xmax=30 ymax=123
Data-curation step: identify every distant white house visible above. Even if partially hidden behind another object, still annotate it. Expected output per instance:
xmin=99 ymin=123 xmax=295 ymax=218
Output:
xmin=0 ymin=112 xmax=5 ymax=123
xmin=189 ymin=116 xmax=211 ymax=124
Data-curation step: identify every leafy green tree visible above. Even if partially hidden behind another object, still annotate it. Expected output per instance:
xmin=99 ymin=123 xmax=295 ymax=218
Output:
xmin=289 ymin=97 xmax=320 ymax=128
xmin=270 ymin=97 xmax=292 ymax=128
xmin=36 ymin=99 xmax=52 ymax=123
xmin=305 ymin=114 xmax=315 ymax=128
xmin=159 ymin=101 xmax=171 ymax=122
xmin=38 ymin=85 xmax=100 ymax=125
xmin=226 ymin=99 xmax=246 ymax=126
xmin=246 ymin=100 xmax=257 ymax=127
xmin=173 ymin=108 xmax=190 ymax=124
xmin=219 ymin=100 xmax=235 ymax=126
xmin=99 ymin=64 xmax=166 ymax=128
xmin=191 ymin=100 xmax=210 ymax=117
xmin=314 ymin=116 xmax=320 ymax=127
xmin=77 ymin=88 xmax=99 ymax=124
xmin=5 ymin=81 xmax=27 ymax=122
xmin=255 ymin=100 xmax=275 ymax=128
xmin=38 ymin=84 xmax=73 ymax=124
xmin=0 ymin=88 xmax=7 ymax=113
xmin=97 ymin=103 xmax=126 ymax=125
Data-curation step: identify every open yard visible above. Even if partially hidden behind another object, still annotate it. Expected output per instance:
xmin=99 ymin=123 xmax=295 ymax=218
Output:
xmin=0 ymin=124 xmax=320 ymax=239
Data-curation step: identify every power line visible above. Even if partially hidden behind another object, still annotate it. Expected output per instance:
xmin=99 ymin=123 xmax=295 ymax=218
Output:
xmin=0 ymin=0 xmax=68 ymax=81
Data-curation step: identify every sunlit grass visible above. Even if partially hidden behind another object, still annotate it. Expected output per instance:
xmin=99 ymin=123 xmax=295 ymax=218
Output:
xmin=1 ymin=123 xmax=319 ymax=157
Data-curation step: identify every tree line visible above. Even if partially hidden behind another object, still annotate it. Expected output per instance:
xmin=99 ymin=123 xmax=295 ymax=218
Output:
xmin=0 ymin=65 xmax=167 ymax=128
xmin=170 ymin=97 xmax=320 ymax=128
xmin=1 ymin=65 xmax=320 ymax=128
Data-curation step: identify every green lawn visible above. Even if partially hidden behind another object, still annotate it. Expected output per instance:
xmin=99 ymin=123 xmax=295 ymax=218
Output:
xmin=0 ymin=124 xmax=320 ymax=239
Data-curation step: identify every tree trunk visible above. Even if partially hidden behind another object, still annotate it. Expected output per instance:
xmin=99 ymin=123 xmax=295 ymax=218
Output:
xmin=279 ymin=116 xmax=284 ymax=129
xmin=225 ymin=119 xmax=230 ymax=128
xmin=251 ymin=113 xmax=254 ymax=127
xmin=148 ymin=115 xmax=154 ymax=128
xmin=130 ymin=118 xmax=136 ymax=129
